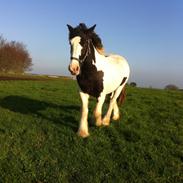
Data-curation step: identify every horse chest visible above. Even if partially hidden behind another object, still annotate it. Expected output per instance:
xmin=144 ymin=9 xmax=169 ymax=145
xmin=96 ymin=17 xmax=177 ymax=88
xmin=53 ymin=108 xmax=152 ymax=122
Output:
xmin=76 ymin=61 xmax=104 ymax=98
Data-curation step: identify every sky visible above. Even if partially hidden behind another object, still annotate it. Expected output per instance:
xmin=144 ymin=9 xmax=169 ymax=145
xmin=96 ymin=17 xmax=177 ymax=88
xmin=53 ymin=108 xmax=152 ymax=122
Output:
xmin=0 ymin=0 xmax=183 ymax=88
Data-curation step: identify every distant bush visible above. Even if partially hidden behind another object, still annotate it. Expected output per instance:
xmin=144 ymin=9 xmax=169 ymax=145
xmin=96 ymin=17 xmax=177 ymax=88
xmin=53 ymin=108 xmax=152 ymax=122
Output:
xmin=130 ymin=82 xmax=137 ymax=87
xmin=165 ymin=84 xmax=179 ymax=90
xmin=0 ymin=35 xmax=32 ymax=73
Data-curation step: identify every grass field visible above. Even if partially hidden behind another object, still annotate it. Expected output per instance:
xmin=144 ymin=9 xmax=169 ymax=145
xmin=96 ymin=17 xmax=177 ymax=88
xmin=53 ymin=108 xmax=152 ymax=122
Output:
xmin=0 ymin=78 xmax=183 ymax=182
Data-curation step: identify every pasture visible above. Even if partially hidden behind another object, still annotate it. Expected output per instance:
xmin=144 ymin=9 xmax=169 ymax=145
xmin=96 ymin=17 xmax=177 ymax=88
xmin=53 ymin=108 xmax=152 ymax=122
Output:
xmin=0 ymin=78 xmax=182 ymax=182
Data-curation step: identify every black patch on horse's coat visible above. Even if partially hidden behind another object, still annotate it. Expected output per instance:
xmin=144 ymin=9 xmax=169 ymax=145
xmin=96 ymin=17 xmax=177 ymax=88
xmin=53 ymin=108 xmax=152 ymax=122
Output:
xmin=77 ymin=42 xmax=104 ymax=98
xmin=77 ymin=68 xmax=104 ymax=98
xmin=120 ymin=77 xmax=127 ymax=86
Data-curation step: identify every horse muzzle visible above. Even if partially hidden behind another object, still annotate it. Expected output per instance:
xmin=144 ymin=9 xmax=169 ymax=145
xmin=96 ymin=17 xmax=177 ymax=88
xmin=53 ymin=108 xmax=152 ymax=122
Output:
xmin=68 ymin=64 xmax=80 ymax=75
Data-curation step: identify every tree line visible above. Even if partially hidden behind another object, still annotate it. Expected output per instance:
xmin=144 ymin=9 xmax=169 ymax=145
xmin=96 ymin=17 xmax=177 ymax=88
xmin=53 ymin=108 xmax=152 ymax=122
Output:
xmin=0 ymin=35 xmax=32 ymax=73
xmin=130 ymin=82 xmax=180 ymax=90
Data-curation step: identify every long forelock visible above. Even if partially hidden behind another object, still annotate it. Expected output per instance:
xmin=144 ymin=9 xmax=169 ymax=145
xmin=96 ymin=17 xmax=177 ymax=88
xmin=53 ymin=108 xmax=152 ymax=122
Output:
xmin=69 ymin=24 xmax=87 ymax=40
xmin=69 ymin=24 xmax=104 ymax=51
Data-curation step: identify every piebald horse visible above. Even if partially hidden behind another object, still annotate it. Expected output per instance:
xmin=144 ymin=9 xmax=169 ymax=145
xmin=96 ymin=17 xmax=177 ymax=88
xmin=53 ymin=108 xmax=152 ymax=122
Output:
xmin=67 ymin=23 xmax=130 ymax=137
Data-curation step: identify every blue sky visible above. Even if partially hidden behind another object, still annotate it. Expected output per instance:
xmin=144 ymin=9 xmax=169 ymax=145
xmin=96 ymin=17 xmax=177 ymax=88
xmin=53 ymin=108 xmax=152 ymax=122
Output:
xmin=0 ymin=0 xmax=183 ymax=88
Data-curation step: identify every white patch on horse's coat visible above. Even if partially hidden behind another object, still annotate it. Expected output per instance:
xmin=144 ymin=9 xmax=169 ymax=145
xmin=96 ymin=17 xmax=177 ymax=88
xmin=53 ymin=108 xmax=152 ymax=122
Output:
xmin=93 ymin=48 xmax=130 ymax=94
xmin=92 ymin=59 xmax=95 ymax=65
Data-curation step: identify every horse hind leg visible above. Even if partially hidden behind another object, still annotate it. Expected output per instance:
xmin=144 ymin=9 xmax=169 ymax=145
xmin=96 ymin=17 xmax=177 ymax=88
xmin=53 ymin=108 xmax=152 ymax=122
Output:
xmin=112 ymin=86 xmax=126 ymax=121
xmin=109 ymin=92 xmax=120 ymax=121
xmin=103 ymin=86 xmax=123 ymax=126
xmin=112 ymin=101 xmax=120 ymax=120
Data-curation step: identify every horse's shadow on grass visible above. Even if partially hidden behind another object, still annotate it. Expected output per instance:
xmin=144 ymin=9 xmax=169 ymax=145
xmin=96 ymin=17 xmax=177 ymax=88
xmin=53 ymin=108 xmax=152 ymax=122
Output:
xmin=0 ymin=95 xmax=80 ymax=132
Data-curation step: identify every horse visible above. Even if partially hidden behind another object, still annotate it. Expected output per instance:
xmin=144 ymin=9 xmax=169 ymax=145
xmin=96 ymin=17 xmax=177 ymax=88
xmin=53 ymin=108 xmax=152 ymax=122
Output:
xmin=67 ymin=23 xmax=130 ymax=138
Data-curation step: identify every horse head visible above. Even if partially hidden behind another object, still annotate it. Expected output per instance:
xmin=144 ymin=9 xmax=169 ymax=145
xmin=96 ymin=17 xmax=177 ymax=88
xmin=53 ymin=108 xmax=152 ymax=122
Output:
xmin=67 ymin=23 xmax=100 ymax=75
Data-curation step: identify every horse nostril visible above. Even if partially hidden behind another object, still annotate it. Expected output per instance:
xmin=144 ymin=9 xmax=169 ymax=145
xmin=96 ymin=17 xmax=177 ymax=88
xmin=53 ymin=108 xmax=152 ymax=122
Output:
xmin=68 ymin=63 xmax=80 ymax=75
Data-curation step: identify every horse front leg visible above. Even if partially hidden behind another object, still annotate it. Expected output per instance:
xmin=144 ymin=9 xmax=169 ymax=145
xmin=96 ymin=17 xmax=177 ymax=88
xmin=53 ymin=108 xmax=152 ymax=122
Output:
xmin=93 ymin=94 xmax=106 ymax=126
xmin=78 ymin=91 xmax=90 ymax=138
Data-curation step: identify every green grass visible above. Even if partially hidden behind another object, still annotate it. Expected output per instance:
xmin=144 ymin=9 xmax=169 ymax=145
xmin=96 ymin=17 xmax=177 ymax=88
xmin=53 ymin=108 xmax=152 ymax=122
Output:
xmin=0 ymin=79 xmax=183 ymax=182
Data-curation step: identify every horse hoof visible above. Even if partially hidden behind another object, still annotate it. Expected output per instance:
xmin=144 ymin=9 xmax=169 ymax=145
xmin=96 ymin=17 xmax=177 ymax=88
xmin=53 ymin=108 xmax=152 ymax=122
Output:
xmin=102 ymin=118 xmax=110 ymax=126
xmin=77 ymin=130 xmax=89 ymax=138
xmin=112 ymin=114 xmax=120 ymax=121
xmin=96 ymin=120 xmax=102 ymax=127
xmin=96 ymin=123 xmax=102 ymax=127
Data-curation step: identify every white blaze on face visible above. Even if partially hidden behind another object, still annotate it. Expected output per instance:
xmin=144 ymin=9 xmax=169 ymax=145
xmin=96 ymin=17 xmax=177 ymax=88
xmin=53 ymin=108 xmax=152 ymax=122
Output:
xmin=70 ymin=36 xmax=82 ymax=59
xmin=69 ymin=36 xmax=82 ymax=75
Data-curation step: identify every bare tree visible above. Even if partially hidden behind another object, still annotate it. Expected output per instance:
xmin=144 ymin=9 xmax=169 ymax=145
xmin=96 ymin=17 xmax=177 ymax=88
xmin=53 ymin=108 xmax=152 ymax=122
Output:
xmin=0 ymin=35 xmax=32 ymax=73
xmin=0 ymin=35 xmax=6 ymax=47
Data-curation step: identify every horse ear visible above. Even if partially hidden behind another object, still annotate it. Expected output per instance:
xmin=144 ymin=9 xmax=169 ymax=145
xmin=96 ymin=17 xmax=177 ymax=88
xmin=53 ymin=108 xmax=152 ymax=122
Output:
xmin=67 ymin=24 xmax=74 ymax=32
xmin=88 ymin=24 xmax=96 ymax=32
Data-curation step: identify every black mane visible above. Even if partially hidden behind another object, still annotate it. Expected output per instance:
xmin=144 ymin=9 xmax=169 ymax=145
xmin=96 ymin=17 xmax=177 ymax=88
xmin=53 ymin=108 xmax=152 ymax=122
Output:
xmin=69 ymin=23 xmax=104 ymax=50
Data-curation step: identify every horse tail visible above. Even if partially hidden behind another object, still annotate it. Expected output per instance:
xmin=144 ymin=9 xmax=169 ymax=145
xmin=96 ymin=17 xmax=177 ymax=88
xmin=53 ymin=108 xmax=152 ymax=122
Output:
xmin=117 ymin=85 xmax=126 ymax=106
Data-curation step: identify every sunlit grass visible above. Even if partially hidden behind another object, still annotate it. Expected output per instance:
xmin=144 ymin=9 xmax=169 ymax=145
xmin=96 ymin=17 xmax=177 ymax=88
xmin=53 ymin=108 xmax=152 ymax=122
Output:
xmin=0 ymin=79 xmax=182 ymax=182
